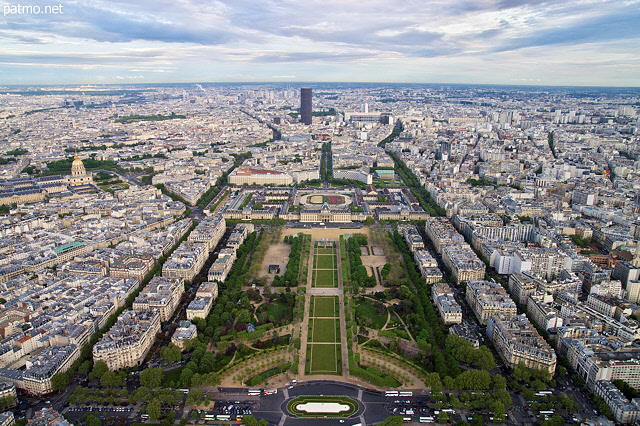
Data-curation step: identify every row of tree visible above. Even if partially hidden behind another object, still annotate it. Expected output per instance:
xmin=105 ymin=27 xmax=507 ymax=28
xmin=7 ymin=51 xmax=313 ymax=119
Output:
xmin=444 ymin=334 xmax=496 ymax=371
xmin=136 ymin=230 xmax=265 ymax=389
xmin=388 ymin=151 xmax=446 ymax=216
xmin=347 ymin=235 xmax=376 ymax=291
xmin=273 ymin=235 xmax=305 ymax=287
xmin=388 ymin=230 xmax=503 ymax=392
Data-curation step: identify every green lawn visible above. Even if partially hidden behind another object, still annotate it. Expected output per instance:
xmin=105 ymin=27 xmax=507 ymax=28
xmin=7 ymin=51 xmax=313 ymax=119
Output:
xmin=316 ymin=254 xmax=336 ymax=269
xmin=355 ymin=299 xmax=388 ymax=330
xmin=309 ymin=344 xmax=338 ymax=373
xmin=310 ymin=318 xmax=337 ymax=343
xmin=255 ymin=300 xmax=292 ymax=325
xmin=313 ymin=269 xmax=336 ymax=288
xmin=312 ymin=296 xmax=337 ymax=317
xmin=315 ymin=247 xmax=336 ymax=255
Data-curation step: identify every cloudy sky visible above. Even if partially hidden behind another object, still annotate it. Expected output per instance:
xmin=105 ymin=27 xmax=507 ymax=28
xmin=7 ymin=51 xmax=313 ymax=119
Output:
xmin=1 ymin=0 xmax=639 ymax=86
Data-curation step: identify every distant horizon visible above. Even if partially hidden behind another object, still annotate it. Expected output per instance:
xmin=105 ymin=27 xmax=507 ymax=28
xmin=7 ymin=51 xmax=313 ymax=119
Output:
xmin=1 ymin=0 xmax=639 ymax=87
xmin=2 ymin=81 xmax=640 ymax=90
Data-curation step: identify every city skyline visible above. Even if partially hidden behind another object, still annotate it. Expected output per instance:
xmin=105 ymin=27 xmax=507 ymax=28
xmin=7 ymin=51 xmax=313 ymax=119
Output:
xmin=1 ymin=0 xmax=639 ymax=86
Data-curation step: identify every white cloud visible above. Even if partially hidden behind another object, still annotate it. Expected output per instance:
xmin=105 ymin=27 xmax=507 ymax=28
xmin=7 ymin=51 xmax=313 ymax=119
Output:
xmin=0 ymin=0 xmax=637 ymax=84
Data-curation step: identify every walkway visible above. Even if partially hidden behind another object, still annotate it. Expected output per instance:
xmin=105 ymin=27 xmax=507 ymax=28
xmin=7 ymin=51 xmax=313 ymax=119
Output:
xmin=335 ymin=238 xmax=349 ymax=377
xmin=297 ymin=240 xmax=314 ymax=375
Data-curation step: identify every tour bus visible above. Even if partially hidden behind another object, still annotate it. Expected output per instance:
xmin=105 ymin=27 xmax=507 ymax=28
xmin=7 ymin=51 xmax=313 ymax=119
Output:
xmin=217 ymin=415 xmax=230 ymax=421
xmin=264 ymin=388 xmax=278 ymax=395
xmin=540 ymin=411 xmax=554 ymax=415
xmin=385 ymin=391 xmax=399 ymax=397
xmin=399 ymin=391 xmax=413 ymax=397
xmin=419 ymin=417 xmax=435 ymax=423
xmin=204 ymin=414 xmax=216 ymax=421
xmin=248 ymin=389 xmax=261 ymax=396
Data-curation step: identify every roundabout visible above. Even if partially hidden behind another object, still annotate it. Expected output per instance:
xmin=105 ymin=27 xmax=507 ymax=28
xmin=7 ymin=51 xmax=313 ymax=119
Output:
xmin=286 ymin=395 xmax=360 ymax=419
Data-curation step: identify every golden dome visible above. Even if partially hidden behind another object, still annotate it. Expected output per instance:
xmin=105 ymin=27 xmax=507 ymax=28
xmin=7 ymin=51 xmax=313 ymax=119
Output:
xmin=72 ymin=152 xmax=83 ymax=167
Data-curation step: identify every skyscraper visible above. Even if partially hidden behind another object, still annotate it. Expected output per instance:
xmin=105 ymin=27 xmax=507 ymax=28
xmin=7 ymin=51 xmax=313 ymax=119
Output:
xmin=300 ymin=88 xmax=312 ymax=125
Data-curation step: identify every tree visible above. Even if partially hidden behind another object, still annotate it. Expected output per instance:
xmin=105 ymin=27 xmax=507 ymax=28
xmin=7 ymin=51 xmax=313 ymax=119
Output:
xmin=490 ymin=400 xmax=506 ymax=423
xmin=398 ymin=285 xmax=413 ymax=300
xmin=180 ymin=367 xmax=194 ymax=387
xmin=78 ymin=360 xmax=92 ymax=375
xmin=377 ymin=417 xmax=404 ymax=426
xmin=82 ymin=414 xmax=101 ymax=426
xmin=437 ymin=411 xmax=450 ymax=424
xmin=140 ymin=367 xmax=164 ymax=388
xmin=469 ymin=415 xmax=484 ymax=426
xmin=134 ymin=386 xmax=152 ymax=403
xmin=236 ymin=309 xmax=251 ymax=324
xmin=556 ymin=365 xmax=567 ymax=377
xmin=0 ymin=395 xmax=16 ymax=410
xmin=492 ymin=374 xmax=507 ymax=390
xmin=51 ymin=372 xmax=69 ymax=391
xmin=161 ymin=411 xmax=176 ymax=426
xmin=199 ymin=351 xmax=216 ymax=374
xmin=147 ymin=399 xmax=161 ymax=421
xmin=89 ymin=361 xmax=108 ymax=381
xmin=101 ymin=370 xmax=124 ymax=388
xmin=160 ymin=344 xmax=182 ymax=364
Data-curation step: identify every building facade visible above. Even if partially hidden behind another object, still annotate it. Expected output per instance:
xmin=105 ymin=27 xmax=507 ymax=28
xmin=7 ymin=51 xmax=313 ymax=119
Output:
xmin=300 ymin=88 xmax=312 ymax=125
xmin=93 ymin=310 xmax=161 ymax=371
xmin=487 ymin=314 xmax=557 ymax=374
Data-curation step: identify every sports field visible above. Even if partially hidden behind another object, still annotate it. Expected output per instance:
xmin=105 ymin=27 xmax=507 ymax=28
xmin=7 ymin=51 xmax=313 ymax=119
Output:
xmin=306 ymin=295 xmax=341 ymax=375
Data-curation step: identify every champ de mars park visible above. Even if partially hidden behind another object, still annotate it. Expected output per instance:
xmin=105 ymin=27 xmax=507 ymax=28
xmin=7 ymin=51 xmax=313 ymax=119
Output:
xmin=58 ymin=181 xmax=538 ymax=426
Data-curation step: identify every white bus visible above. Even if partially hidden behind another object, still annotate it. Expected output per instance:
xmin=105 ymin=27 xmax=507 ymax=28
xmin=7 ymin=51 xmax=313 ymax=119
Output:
xmin=420 ymin=417 xmax=434 ymax=423
xmin=217 ymin=415 xmax=230 ymax=421
xmin=248 ymin=389 xmax=261 ymax=396
xmin=385 ymin=391 xmax=399 ymax=397
xmin=399 ymin=391 xmax=413 ymax=397
xmin=205 ymin=414 xmax=216 ymax=421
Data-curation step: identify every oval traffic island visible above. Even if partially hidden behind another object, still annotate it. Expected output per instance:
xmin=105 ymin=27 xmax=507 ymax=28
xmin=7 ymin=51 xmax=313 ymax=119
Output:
xmin=287 ymin=395 xmax=359 ymax=418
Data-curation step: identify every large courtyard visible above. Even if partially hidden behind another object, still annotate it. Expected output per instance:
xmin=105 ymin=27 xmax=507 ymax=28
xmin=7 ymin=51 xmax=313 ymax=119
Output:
xmin=298 ymin=191 xmax=353 ymax=208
